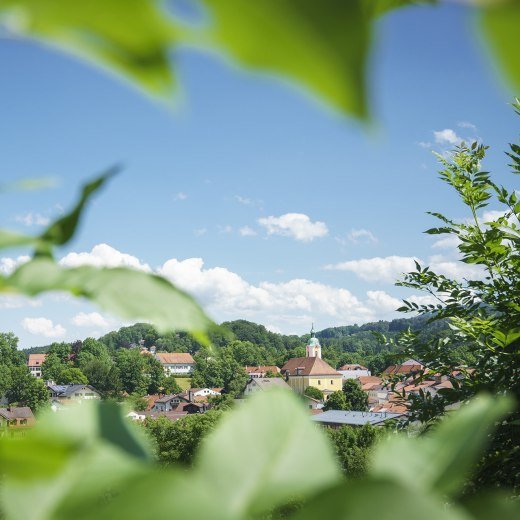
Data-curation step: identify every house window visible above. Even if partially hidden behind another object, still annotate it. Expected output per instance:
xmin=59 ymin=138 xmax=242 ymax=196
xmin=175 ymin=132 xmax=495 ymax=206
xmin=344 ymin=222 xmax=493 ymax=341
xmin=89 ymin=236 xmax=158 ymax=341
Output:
xmin=330 ymin=380 xmax=333 ymax=385
xmin=318 ymin=380 xmax=321 ymax=385
xmin=20 ymin=419 xmax=27 ymax=425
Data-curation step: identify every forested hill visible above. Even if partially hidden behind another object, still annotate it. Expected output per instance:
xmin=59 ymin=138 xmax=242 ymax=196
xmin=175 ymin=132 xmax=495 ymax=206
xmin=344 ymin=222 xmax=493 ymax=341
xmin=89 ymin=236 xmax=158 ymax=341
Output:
xmin=20 ymin=315 xmax=451 ymax=373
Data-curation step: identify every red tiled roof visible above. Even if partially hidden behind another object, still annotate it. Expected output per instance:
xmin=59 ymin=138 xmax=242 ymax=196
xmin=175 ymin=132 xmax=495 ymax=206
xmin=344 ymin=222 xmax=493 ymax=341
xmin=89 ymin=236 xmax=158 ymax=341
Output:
xmin=339 ymin=364 xmax=368 ymax=371
xmin=383 ymin=363 xmax=423 ymax=375
xmin=27 ymin=354 xmax=47 ymax=366
xmin=281 ymin=357 xmax=341 ymax=377
xmin=245 ymin=365 xmax=280 ymax=374
xmin=155 ymin=352 xmax=195 ymax=365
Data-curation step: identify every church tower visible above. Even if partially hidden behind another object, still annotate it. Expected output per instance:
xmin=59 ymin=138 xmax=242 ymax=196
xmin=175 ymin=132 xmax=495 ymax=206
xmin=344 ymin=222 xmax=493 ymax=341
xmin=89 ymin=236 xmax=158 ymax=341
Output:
xmin=305 ymin=324 xmax=321 ymax=359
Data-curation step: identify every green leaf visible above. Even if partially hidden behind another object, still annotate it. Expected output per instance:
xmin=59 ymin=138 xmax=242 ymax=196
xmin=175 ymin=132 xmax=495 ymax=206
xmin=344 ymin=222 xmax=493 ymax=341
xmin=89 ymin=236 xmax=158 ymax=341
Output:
xmin=0 ymin=0 xmax=177 ymax=97
xmin=290 ymin=478 xmax=467 ymax=520
xmin=203 ymin=0 xmax=373 ymax=118
xmin=371 ymin=394 xmax=513 ymax=498
xmin=0 ymin=402 xmax=152 ymax=520
xmin=463 ymin=492 xmax=520 ymax=520
xmin=0 ymin=229 xmax=36 ymax=250
xmin=38 ymin=167 xmax=119 ymax=251
xmin=479 ymin=0 xmax=520 ymax=92
xmin=5 ymin=257 xmax=211 ymax=334
xmin=194 ymin=388 xmax=341 ymax=518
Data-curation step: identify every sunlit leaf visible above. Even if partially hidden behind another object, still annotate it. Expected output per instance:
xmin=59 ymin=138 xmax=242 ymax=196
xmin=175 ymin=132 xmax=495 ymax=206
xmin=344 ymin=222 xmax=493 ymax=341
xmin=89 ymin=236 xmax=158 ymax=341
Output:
xmin=479 ymin=0 xmax=520 ymax=92
xmin=371 ymin=394 xmax=513 ymax=498
xmin=38 ymin=166 xmax=119 ymax=252
xmin=0 ymin=0 xmax=177 ymax=97
xmin=4 ymin=257 xmax=211 ymax=335
xmin=0 ymin=229 xmax=35 ymax=250
xmin=203 ymin=0 xmax=372 ymax=118
xmin=290 ymin=478 xmax=467 ymax=520
xmin=194 ymin=388 xmax=341 ymax=518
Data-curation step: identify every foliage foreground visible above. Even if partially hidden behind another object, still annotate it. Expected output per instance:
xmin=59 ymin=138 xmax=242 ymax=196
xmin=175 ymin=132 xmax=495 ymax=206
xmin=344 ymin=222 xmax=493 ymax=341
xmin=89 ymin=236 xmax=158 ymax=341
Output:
xmin=0 ymin=389 xmax=516 ymax=520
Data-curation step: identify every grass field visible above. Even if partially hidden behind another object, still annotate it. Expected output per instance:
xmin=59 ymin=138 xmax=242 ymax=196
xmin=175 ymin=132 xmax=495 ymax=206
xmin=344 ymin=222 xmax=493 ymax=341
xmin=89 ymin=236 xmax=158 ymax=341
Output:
xmin=175 ymin=378 xmax=192 ymax=391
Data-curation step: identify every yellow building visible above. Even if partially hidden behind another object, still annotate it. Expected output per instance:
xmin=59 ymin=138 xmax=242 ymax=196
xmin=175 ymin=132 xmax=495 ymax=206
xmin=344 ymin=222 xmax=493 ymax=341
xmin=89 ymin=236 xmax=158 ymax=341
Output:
xmin=281 ymin=328 xmax=342 ymax=399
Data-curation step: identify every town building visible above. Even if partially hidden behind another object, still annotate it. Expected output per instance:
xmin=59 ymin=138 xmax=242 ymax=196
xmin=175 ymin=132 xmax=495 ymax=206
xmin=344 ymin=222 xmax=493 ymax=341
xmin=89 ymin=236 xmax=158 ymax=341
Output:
xmin=27 ymin=354 xmax=47 ymax=378
xmin=155 ymin=352 xmax=195 ymax=375
xmin=281 ymin=329 xmax=342 ymax=399
xmin=243 ymin=377 xmax=291 ymax=396
xmin=187 ymin=388 xmax=222 ymax=401
xmin=47 ymin=383 xmax=101 ymax=405
xmin=382 ymin=359 xmax=424 ymax=376
xmin=338 ymin=364 xmax=371 ymax=379
xmin=0 ymin=407 xmax=35 ymax=437
xmin=312 ymin=410 xmax=405 ymax=428
xmin=152 ymin=393 xmax=190 ymax=412
xmin=244 ymin=365 xmax=281 ymax=378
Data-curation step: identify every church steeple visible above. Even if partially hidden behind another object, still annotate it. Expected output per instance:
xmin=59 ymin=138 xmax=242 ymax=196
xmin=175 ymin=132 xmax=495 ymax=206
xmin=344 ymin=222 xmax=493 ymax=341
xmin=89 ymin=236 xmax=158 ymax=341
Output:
xmin=306 ymin=323 xmax=321 ymax=359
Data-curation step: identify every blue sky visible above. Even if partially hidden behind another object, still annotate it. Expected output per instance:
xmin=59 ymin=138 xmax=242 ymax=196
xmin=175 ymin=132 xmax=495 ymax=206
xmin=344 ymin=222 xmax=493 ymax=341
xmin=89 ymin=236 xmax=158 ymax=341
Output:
xmin=0 ymin=3 xmax=517 ymax=347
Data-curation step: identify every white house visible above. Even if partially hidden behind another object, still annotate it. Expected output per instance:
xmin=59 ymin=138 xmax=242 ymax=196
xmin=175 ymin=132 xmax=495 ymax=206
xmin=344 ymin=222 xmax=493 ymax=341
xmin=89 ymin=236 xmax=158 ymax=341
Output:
xmin=47 ymin=384 xmax=101 ymax=404
xmin=155 ymin=352 xmax=195 ymax=375
xmin=243 ymin=378 xmax=291 ymax=397
xmin=338 ymin=364 xmax=371 ymax=380
xmin=27 ymin=354 xmax=47 ymax=378
xmin=188 ymin=388 xmax=222 ymax=401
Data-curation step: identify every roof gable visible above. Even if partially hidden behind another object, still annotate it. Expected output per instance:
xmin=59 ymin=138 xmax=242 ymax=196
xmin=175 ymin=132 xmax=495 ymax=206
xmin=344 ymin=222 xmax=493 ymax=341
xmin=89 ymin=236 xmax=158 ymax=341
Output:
xmin=155 ymin=352 xmax=195 ymax=365
xmin=281 ymin=357 xmax=340 ymax=377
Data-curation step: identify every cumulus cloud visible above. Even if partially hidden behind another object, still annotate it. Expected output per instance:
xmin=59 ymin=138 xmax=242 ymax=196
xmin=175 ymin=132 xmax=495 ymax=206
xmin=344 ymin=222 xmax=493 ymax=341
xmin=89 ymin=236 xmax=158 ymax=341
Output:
xmin=72 ymin=312 xmax=110 ymax=329
xmin=258 ymin=213 xmax=328 ymax=242
xmin=59 ymin=244 xmax=150 ymax=271
xmin=432 ymin=235 xmax=460 ymax=250
xmin=158 ymin=257 xmax=377 ymax=327
xmin=366 ymin=290 xmax=401 ymax=313
xmin=15 ymin=212 xmax=50 ymax=227
xmin=0 ymin=296 xmax=42 ymax=310
xmin=325 ymin=256 xmax=420 ymax=283
xmin=239 ymin=226 xmax=257 ymax=237
xmin=348 ymin=228 xmax=377 ymax=244
xmin=0 ymin=255 xmax=30 ymax=275
xmin=458 ymin=121 xmax=477 ymax=132
xmin=22 ymin=317 xmax=66 ymax=338
xmin=174 ymin=192 xmax=187 ymax=201
xmin=434 ymin=128 xmax=463 ymax=146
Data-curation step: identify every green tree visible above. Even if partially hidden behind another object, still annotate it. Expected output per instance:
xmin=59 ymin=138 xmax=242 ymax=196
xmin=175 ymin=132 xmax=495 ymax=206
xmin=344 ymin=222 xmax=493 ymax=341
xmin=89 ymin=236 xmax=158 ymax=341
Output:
xmin=392 ymin=105 xmax=520 ymax=492
xmin=116 ymin=349 xmax=146 ymax=395
xmin=162 ymin=375 xmax=182 ymax=395
xmin=6 ymin=366 xmax=49 ymax=413
xmin=342 ymin=379 xmax=369 ymax=412
xmin=75 ymin=337 xmax=111 ymax=369
xmin=41 ymin=353 xmax=66 ymax=382
xmin=56 ymin=367 xmax=88 ymax=385
xmin=323 ymin=391 xmax=349 ymax=411
xmin=327 ymin=424 xmax=380 ymax=478
xmin=47 ymin=342 xmax=72 ymax=363
xmin=0 ymin=332 xmax=24 ymax=367
xmin=142 ymin=356 xmax=165 ymax=395
xmin=304 ymin=386 xmax=324 ymax=401
xmin=144 ymin=410 xmax=223 ymax=467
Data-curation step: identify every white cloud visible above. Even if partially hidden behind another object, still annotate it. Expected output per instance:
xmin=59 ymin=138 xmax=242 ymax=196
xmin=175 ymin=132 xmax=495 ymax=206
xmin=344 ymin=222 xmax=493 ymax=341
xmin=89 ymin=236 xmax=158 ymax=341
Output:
xmin=72 ymin=312 xmax=110 ymax=329
xmin=428 ymin=255 xmax=484 ymax=280
xmin=235 ymin=195 xmax=252 ymax=206
xmin=432 ymin=235 xmax=460 ymax=250
xmin=239 ymin=226 xmax=257 ymax=237
xmin=15 ymin=212 xmax=50 ymax=227
xmin=174 ymin=192 xmax=187 ymax=201
xmin=0 ymin=296 xmax=42 ymax=309
xmin=0 ymin=255 xmax=30 ymax=275
xmin=258 ymin=213 xmax=328 ymax=242
xmin=22 ymin=317 xmax=66 ymax=338
xmin=458 ymin=121 xmax=477 ymax=132
xmin=325 ymin=256 xmax=420 ymax=283
xmin=348 ymin=228 xmax=378 ymax=244
xmin=218 ymin=225 xmax=233 ymax=234
xmin=366 ymin=291 xmax=401 ymax=313
xmin=434 ymin=128 xmax=463 ymax=146
xmin=194 ymin=228 xmax=207 ymax=237
xmin=59 ymin=244 xmax=150 ymax=271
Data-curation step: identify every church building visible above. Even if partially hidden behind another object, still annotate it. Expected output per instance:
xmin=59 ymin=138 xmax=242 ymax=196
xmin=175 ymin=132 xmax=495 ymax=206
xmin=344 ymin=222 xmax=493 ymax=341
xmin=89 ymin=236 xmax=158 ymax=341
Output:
xmin=281 ymin=326 xmax=342 ymax=399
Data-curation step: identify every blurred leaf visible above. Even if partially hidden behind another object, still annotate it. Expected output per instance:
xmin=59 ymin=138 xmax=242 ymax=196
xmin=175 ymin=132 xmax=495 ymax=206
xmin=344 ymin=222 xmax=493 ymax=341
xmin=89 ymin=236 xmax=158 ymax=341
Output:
xmin=38 ymin=167 xmax=119 ymax=252
xmin=0 ymin=177 xmax=57 ymax=193
xmin=194 ymin=388 xmax=341 ymax=518
xmin=479 ymin=0 xmax=520 ymax=92
xmin=290 ymin=478 xmax=467 ymax=520
xmin=0 ymin=0 xmax=177 ymax=97
xmin=204 ymin=0 xmax=372 ymax=118
xmin=371 ymin=394 xmax=513 ymax=498
xmin=0 ymin=229 xmax=35 ymax=250
xmin=0 ymin=403 xmax=152 ymax=520
xmin=4 ymin=257 xmax=211 ymax=335
xmin=463 ymin=492 xmax=520 ymax=520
